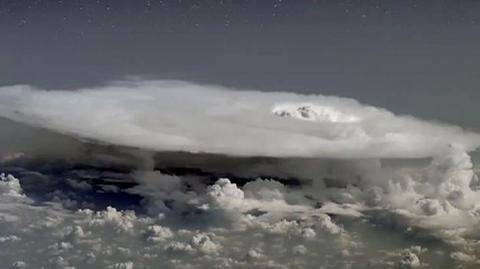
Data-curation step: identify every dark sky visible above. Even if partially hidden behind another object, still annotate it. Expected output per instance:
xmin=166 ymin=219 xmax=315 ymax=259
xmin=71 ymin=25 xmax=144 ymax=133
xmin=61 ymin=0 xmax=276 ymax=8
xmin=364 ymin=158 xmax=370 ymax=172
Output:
xmin=1 ymin=0 xmax=480 ymax=130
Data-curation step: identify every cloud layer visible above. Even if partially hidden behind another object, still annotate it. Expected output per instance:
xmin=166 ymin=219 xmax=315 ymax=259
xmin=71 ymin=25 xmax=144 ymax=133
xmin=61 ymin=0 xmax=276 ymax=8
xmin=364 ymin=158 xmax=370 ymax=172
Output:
xmin=0 ymin=80 xmax=479 ymax=159
xmin=1 ymin=80 xmax=480 ymax=268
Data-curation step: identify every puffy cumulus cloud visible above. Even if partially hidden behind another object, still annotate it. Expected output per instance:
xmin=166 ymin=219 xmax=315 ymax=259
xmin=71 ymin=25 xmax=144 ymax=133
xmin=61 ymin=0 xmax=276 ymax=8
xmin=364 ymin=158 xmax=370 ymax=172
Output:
xmin=397 ymin=246 xmax=428 ymax=268
xmin=80 ymin=206 xmax=138 ymax=233
xmin=206 ymin=178 xmax=246 ymax=212
xmin=0 ymin=80 xmax=479 ymax=159
xmin=123 ymin=149 xmax=480 ymax=265
xmin=191 ymin=233 xmax=222 ymax=255
xmin=0 ymin=168 xmax=479 ymax=269
xmin=145 ymin=225 xmax=174 ymax=243
xmin=0 ymin=173 xmax=26 ymax=198
xmin=358 ymin=146 xmax=480 ymax=244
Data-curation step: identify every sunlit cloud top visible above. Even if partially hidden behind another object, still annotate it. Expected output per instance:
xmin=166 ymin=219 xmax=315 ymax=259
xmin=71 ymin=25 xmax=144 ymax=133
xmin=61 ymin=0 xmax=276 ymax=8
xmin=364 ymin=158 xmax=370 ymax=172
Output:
xmin=0 ymin=80 xmax=479 ymax=159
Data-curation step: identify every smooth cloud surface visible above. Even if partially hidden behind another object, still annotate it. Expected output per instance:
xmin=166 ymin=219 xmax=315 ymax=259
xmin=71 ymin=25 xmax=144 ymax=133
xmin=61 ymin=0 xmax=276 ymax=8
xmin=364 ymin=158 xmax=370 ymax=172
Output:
xmin=0 ymin=80 xmax=479 ymax=159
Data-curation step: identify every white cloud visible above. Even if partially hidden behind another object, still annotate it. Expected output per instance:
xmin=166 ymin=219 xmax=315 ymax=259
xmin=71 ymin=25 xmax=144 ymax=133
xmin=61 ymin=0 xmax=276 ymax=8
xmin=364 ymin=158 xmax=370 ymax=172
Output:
xmin=10 ymin=261 xmax=27 ymax=269
xmin=163 ymin=241 xmax=195 ymax=253
xmin=0 ymin=235 xmax=21 ymax=243
xmin=145 ymin=225 xmax=174 ymax=243
xmin=400 ymin=252 xmax=421 ymax=268
xmin=82 ymin=206 xmax=137 ymax=233
xmin=1 ymin=79 xmax=480 ymax=268
xmin=0 ymin=80 xmax=478 ymax=159
xmin=191 ymin=233 xmax=222 ymax=255
xmin=0 ymin=173 xmax=26 ymax=198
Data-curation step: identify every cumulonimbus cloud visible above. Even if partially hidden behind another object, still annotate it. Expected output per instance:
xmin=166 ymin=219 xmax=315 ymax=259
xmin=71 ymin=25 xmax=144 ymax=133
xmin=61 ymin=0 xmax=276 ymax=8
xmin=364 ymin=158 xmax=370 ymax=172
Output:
xmin=0 ymin=80 xmax=479 ymax=159
xmin=1 ymin=80 xmax=480 ymax=267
